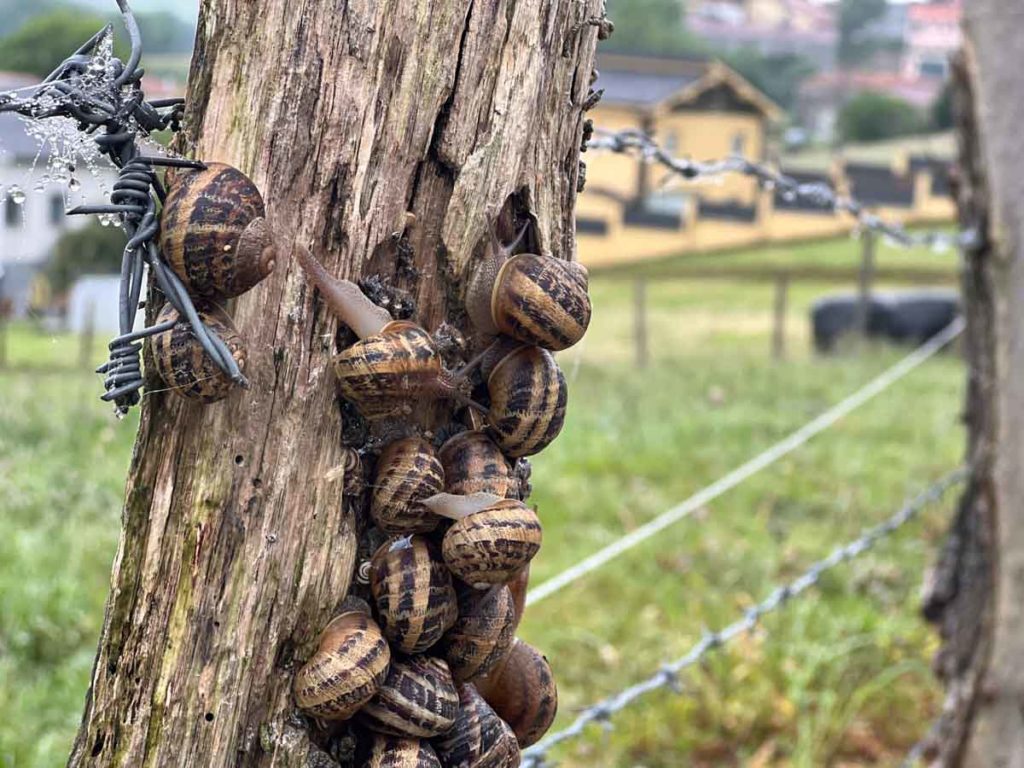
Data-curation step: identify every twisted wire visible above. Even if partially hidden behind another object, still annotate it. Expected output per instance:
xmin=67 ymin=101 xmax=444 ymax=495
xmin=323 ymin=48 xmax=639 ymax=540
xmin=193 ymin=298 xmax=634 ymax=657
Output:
xmin=520 ymin=467 xmax=968 ymax=767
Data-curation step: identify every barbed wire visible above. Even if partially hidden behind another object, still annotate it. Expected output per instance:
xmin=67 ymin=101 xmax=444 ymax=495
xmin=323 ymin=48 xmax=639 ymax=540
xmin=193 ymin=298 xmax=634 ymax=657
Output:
xmin=586 ymin=128 xmax=979 ymax=252
xmin=520 ymin=466 xmax=969 ymax=768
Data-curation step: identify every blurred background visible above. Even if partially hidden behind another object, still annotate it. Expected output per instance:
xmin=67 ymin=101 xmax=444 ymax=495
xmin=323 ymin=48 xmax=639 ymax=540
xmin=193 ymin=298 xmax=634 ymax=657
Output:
xmin=0 ymin=1 xmax=965 ymax=766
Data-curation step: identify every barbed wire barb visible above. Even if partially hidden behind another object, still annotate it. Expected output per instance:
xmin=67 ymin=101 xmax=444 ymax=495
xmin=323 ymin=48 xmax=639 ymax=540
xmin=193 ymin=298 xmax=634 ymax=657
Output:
xmin=520 ymin=467 xmax=969 ymax=767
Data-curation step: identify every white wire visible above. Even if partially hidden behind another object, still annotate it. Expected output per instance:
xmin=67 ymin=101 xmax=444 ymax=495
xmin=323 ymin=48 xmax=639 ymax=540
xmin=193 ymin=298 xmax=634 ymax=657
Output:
xmin=525 ymin=318 xmax=966 ymax=607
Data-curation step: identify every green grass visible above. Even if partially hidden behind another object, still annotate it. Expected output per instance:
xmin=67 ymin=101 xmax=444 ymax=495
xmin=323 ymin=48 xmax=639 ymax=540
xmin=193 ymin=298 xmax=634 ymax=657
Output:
xmin=0 ymin=251 xmax=964 ymax=767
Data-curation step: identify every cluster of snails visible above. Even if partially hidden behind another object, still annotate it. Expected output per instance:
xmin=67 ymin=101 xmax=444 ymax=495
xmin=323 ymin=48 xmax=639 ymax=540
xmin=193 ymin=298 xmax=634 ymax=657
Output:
xmin=147 ymin=163 xmax=276 ymax=402
xmin=292 ymin=223 xmax=591 ymax=765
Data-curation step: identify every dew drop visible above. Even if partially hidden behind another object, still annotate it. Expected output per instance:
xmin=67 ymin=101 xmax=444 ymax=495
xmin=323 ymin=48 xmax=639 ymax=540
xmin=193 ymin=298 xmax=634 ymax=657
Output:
xmin=8 ymin=186 xmax=26 ymax=205
xmin=69 ymin=177 xmax=81 ymax=192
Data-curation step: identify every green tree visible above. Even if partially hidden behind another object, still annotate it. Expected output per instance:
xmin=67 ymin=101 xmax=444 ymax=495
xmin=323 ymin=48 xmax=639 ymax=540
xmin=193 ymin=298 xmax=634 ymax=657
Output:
xmin=931 ymin=80 xmax=954 ymax=131
xmin=47 ymin=222 xmax=126 ymax=294
xmin=0 ymin=10 xmax=130 ymax=78
xmin=727 ymin=49 xmax=816 ymax=111
xmin=604 ymin=0 xmax=705 ymax=56
xmin=838 ymin=0 xmax=888 ymax=68
xmin=838 ymin=91 xmax=925 ymax=142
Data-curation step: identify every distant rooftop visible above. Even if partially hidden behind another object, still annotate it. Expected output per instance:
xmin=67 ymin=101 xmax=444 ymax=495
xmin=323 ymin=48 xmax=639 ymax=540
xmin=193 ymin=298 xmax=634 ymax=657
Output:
xmin=595 ymin=55 xmax=709 ymax=108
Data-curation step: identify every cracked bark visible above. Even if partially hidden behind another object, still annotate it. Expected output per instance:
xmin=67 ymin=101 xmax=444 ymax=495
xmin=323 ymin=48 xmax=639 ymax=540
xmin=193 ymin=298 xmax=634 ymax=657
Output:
xmin=68 ymin=1 xmax=601 ymax=765
xmin=924 ymin=3 xmax=1024 ymax=765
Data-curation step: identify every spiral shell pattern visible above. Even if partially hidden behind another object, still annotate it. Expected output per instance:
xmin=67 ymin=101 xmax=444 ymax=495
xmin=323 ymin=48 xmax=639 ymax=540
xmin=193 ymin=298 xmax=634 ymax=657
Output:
xmin=476 ymin=640 xmax=558 ymax=748
xmin=371 ymin=438 xmax=445 ymax=534
xmin=442 ymin=500 xmax=542 ymax=586
xmin=439 ymin=431 xmax=515 ymax=498
xmin=487 ymin=346 xmax=567 ymax=458
xmin=492 ymin=254 xmax=591 ymax=351
xmin=359 ymin=656 xmax=459 ymax=738
xmin=366 ymin=735 xmax=442 ymax=768
xmin=434 ymin=684 xmax=521 ymax=768
xmin=441 ymin=585 xmax=517 ymax=684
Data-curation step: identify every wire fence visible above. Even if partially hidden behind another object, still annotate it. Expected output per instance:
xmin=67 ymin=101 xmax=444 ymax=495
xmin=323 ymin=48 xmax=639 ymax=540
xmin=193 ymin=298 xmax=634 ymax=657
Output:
xmin=521 ymin=466 xmax=968 ymax=767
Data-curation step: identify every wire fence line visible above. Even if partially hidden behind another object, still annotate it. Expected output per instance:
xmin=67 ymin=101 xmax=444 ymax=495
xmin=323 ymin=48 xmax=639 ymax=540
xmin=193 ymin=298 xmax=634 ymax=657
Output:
xmin=526 ymin=317 xmax=966 ymax=608
xmin=586 ymin=128 xmax=978 ymax=252
xmin=520 ymin=466 xmax=969 ymax=768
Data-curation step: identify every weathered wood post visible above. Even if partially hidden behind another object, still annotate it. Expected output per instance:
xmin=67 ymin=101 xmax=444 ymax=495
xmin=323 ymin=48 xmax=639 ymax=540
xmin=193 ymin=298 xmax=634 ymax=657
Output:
xmin=634 ymin=275 xmax=649 ymax=368
xmin=855 ymin=229 xmax=876 ymax=342
xmin=68 ymin=2 xmax=601 ymax=765
xmin=771 ymin=271 xmax=788 ymax=361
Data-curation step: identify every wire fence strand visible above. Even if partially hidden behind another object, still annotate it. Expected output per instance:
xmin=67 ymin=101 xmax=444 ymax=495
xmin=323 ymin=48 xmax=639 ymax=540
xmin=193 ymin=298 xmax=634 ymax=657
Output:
xmin=520 ymin=466 xmax=969 ymax=767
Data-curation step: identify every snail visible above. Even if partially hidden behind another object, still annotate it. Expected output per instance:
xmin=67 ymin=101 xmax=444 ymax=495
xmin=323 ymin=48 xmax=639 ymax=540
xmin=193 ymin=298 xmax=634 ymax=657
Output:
xmin=439 ymin=431 xmax=516 ymax=498
xmin=465 ymin=224 xmax=591 ymax=351
xmin=475 ymin=639 xmax=557 ymax=748
xmin=369 ymin=536 xmax=459 ymax=654
xmin=371 ymin=438 xmax=445 ymax=534
xmin=148 ymin=302 xmax=247 ymax=403
xmin=160 ymin=163 xmax=276 ymax=299
xmin=359 ymin=656 xmax=459 ymax=738
xmin=440 ymin=584 xmax=517 ymax=684
xmin=293 ymin=601 xmax=390 ymax=720
xmin=422 ymin=493 xmax=542 ymax=587
xmin=293 ymin=245 xmax=472 ymax=420
xmin=434 ymin=684 xmax=521 ymax=768
xmin=365 ymin=735 xmax=442 ymax=768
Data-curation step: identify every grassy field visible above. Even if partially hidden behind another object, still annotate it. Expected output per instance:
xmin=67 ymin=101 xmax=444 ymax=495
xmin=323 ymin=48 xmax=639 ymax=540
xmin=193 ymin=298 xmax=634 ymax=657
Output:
xmin=0 ymin=239 xmax=964 ymax=767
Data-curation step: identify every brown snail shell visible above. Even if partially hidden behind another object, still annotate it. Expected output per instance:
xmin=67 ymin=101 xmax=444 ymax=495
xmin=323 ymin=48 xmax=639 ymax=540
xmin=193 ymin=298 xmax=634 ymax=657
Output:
xmin=506 ymin=566 xmax=530 ymax=634
xmin=149 ymin=303 xmax=246 ymax=403
xmin=439 ymin=431 xmax=515 ymax=498
xmin=491 ymin=254 xmax=591 ymax=352
xmin=486 ymin=346 xmax=567 ymax=458
xmin=430 ymin=496 xmax=542 ymax=587
xmin=359 ymin=656 xmax=459 ymax=738
xmin=160 ymin=163 xmax=276 ymax=299
xmin=369 ymin=536 xmax=459 ymax=654
xmin=293 ymin=606 xmax=391 ymax=721
xmin=371 ymin=438 xmax=445 ymax=534
xmin=365 ymin=735 xmax=442 ymax=768
xmin=440 ymin=585 xmax=517 ymax=684
xmin=475 ymin=639 xmax=557 ymax=748
xmin=434 ymin=684 xmax=521 ymax=768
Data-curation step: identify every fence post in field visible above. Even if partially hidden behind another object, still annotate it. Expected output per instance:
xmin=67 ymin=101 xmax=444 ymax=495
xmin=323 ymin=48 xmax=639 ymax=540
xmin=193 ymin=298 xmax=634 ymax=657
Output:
xmin=0 ymin=307 xmax=7 ymax=371
xmin=66 ymin=3 xmax=601 ymax=765
xmin=78 ymin=301 xmax=95 ymax=370
xmin=772 ymin=271 xmax=789 ymax=361
xmin=856 ymin=228 xmax=876 ymax=342
xmin=924 ymin=6 xmax=1024 ymax=763
xmin=634 ymin=275 xmax=649 ymax=368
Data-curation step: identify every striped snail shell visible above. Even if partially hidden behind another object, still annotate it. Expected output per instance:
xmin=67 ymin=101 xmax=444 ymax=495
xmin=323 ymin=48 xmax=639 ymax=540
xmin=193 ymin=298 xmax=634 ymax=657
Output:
xmin=359 ymin=656 xmax=459 ymax=738
xmin=485 ymin=345 xmax=567 ymax=458
xmin=466 ymin=225 xmax=591 ymax=351
xmin=434 ymin=684 xmax=521 ymax=768
xmin=365 ymin=735 xmax=442 ymax=768
xmin=369 ymin=536 xmax=459 ymax=654
xmin=160 ymin=163 xmax=276 ymax=299
xmin=149 ymin=302 xmax=246 ymax=403
xmin=475 ymin=639 xmax=557 ymax=748
xmin=423 ymin=494 xmax=542 ymax=587
xmin=439 ymin=431 xmax=515 ymax=498
xmin=440 ymin=585 xmax=517 ymax=684
xmin=371 ymin=438 xmax=445 ymax=534
xmin=293 ymin=603 xmax=391 ymax=721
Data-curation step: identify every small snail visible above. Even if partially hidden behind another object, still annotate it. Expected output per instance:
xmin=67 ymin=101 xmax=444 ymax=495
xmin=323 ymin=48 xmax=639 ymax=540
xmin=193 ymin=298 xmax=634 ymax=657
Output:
xmin=475 ymin=639 xmax=557 ymax=748
xmin=439 ymin=431 xmax=515 ymax=498
xmin=293 ymin=246 xmax=469 ymax=420
xmin=160 ymin=163 xmax=276 ymax=299
xmin=440 ymin=584 xmax=517 ymax=684
xmin=422 ymin=493 xmax=542 ymax=587
xmin=465 ymin=225 xmax=591 ymax=351
xmin=365 ymin=735 xmax=442 ymax=768
xmin=359 ymin=656 xmax=459 ymax=738
xmin=434 ymin=684 xmax=521 ymax=768
xmin=369 ymin=536 xmax=459 ymax=654
xmin=149 ymin=303 xmax=246 ymax=403
xmin=371 ymin=438 xmax=445 ymax=534
xmin=293 ymin=601 xmax=390 ymax=720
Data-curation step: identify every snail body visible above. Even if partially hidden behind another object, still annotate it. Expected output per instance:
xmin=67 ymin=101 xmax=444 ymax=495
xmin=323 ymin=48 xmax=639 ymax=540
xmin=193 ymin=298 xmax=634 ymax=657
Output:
xmin=439 ymin=431 xmax=515 ymax=498
xmin=160 ymin=163 xmax=276 ymax=299
xmin=369 ymin=536 xmax=459 ymax=654
xmin=365 ymin=735 xmax=442 ymax=768
xmin=371 ymin=438 xmax=445 ymax=534
xmin=149 ymin=303 xmax=246 ymax=403
xmin=484 ymin=345 xmax=567 ymax=458
xmin=441 ymin=585 xmax=517 ymax=684
xmin=360 ymin=656 xmax=460 ymax=738
xmin=423 ymin=493 xmax=542 ymax=587
xmin=475 ymin=639 xmax=557 ymax=748
xmin=293 ymin=604 xmax=391 ymax=721
xmin=433 ymin=684 xmax=521 ymax=768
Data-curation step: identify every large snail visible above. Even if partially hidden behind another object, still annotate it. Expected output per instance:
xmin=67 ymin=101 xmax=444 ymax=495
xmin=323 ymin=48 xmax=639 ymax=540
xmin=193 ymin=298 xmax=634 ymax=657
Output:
xmin=293 ymin=601 xmax=391 ymax=720
xmin=440 ymin=584 xmax=517 ymax=684
xmin=423 ymin=493 xmax=542 ymax=587
xmin=359 ymin=656 xmax=459 ymax=738
xmin=364 ymin=734 xmax=442 ymax=768
xmin=371 ymin=438 xmax=445 ymax=534
xmin=439 ymin=431 xmax=516 ymax=498
xmin=475 ymin=639 xmax=557 ymax=748
xmin=465 ymin=224 xmax=591 ymax=351
xmin=160 ymin=163 xmax=277 ymax=299
xmin=434 ymin=684 xmax=521 ymax=768
xmin=148 ymin=303 xmax=246 ymax=403
xmin=369 ymin=536 xmax=459 ymax=654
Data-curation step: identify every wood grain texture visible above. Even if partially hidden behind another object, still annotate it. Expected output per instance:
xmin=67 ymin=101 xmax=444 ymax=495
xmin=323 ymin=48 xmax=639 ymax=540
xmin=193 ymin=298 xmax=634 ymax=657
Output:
xmin=69 ymin=0 xmax=600 ymax=765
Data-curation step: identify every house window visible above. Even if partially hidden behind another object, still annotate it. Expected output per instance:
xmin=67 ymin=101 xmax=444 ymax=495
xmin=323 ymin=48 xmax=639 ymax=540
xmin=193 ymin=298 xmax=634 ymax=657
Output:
xmin=731 ymin=132 xmax=747 ymax=156
xmin=50 ymin=194 xmax=65 ymax=226
xmin=5 ymin=198 xmax=20 ymax=228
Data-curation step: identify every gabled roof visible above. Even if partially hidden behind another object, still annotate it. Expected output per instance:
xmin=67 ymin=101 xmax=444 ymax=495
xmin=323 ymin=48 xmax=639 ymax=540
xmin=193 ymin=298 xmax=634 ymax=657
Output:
xmin=594 ymin=54 xmax=784 ymax=122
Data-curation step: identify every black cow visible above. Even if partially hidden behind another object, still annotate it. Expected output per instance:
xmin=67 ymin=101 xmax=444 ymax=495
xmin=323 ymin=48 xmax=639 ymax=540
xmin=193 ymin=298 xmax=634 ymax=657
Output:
xmin=811 ymin=290 xmax=960 ymax=353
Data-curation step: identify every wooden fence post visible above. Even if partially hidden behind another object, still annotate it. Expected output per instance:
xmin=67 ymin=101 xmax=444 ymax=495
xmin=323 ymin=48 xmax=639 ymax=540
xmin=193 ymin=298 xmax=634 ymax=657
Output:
xmin=79 ymin=301 xmax=95 ymax=370
xmin=634 ymin=276 xmax=649 ymax=368
xmin=856 ymin=229 xmax=877 ymax=342
xmin=772 ymin=272 xmax=789 ymax=361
